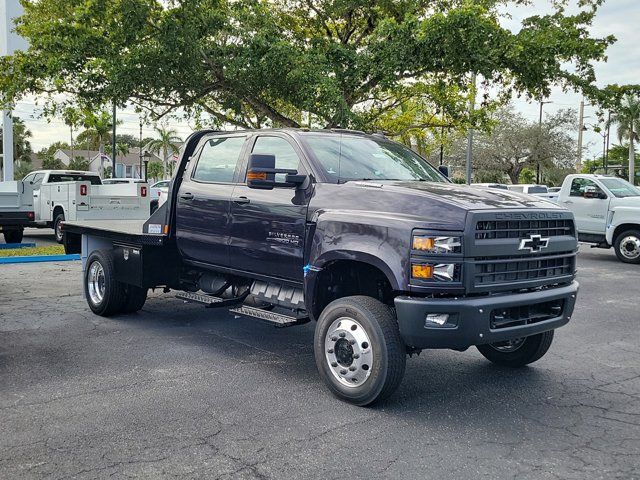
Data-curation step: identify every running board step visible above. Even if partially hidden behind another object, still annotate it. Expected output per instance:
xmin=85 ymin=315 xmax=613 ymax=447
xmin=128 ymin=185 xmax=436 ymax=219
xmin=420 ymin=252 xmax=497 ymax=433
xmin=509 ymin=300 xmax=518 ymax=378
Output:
xmin=229 ymin=305 xmax=309 ymax=328
xmin=176 ymin=291 xmax=247 ymax=308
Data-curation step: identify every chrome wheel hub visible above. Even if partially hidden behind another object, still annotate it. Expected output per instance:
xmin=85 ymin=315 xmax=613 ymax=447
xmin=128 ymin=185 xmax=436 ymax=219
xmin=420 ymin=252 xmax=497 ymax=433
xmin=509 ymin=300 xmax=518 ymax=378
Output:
xmin=87 ymin=261 xmax=105 ymax=305
xmin=325 ymin=317 xmax=373 ymax=388
xmin=489 ymin=337 xmax=525 ymax=353
xmin=620 ymin=235 xmax=640 ymax=260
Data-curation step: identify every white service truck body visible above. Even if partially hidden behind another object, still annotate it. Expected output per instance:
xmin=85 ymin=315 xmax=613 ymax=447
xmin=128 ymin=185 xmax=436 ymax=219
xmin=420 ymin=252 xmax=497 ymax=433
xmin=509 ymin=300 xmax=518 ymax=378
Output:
xmin=24 ymin=170 xmax=151 ymax=243
xmin=557 ymin=174 xmax=640 ymax=263
xmin=0 ymin=181 xmax=35 ymax=243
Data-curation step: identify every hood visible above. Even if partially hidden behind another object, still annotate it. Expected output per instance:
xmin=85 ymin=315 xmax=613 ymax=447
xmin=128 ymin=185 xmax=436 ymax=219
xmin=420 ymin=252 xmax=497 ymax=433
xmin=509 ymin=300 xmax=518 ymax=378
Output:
xmin=610 ymin=195 xmax=640 ymax=209
xmin=354 ymin=180 xmax=562 ymax=210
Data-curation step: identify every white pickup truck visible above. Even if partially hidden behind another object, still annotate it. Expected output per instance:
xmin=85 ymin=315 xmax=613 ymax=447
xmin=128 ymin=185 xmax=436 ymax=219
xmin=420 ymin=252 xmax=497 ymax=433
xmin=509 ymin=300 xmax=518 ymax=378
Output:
xmin=24 ymin=170 xmax=151 ymax=243
xmin=0 ymin=181 xmax=34 ymax=243
xmin=556 ymin=174 xmax=640 ymax=263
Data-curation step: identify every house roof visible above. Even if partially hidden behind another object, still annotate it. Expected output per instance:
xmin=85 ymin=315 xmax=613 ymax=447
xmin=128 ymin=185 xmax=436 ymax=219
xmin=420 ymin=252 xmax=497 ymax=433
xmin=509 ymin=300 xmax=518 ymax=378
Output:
xmin=58 ymin=147 xmax=164 ymax=165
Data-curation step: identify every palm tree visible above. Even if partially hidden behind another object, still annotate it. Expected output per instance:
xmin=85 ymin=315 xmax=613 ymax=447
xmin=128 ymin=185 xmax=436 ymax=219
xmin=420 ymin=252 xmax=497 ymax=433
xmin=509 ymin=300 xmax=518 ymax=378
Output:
xmin=144 ymin=126 xmax=182 ymax=179
xmin=81 ymin=110 xmax=114 ymax=177
xmin=607 ymin=94 xmax=640 ymax=184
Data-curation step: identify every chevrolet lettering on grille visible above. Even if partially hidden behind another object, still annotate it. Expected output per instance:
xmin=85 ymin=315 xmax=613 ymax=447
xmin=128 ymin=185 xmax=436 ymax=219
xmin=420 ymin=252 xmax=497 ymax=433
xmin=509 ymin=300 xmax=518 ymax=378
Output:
xmin=518 ymin=234 xmax=550 ymax=253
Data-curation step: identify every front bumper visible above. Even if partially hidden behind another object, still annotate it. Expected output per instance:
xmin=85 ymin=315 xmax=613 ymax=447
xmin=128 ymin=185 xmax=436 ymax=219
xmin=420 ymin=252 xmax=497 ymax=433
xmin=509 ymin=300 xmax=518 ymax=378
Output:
xmin=394 ymin=281 xmax=579 ymax=350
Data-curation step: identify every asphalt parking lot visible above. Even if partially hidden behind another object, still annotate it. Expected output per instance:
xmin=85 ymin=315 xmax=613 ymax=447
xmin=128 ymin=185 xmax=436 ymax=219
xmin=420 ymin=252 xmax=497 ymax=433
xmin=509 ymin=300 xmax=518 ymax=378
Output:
xmin=1 ymin=246 xmax=638 ymax=479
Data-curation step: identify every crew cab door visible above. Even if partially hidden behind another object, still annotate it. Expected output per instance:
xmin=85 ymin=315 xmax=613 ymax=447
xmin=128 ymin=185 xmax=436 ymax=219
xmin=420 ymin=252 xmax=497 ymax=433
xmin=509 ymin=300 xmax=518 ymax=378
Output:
xmin=229 ymin=134 xmax=310 ymax=282
xmin=175 ymin=134 xmax=248 ymax=266
xmin=560 ymin=177 xmax=610 ymax=234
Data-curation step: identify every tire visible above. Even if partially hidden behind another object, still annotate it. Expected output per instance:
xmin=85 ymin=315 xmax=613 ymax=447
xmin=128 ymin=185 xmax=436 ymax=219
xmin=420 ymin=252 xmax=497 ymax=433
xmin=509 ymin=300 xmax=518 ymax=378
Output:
xmin=314 ymin=296 xmax=406 ymax=406
xmin=3 ymin=227 xmax=24 ymax=244
xmin=614 ymin=229 xmax=640 ymax=264
xmin=476 ymin=330 xmax=555 ymax=368
xmin=122 ymin=285 xmax=148 ymax=313
xmin=84 ymin=250 xmax=126 ymax=317
xmin=53 ymin=212 xmax=65 ymax=244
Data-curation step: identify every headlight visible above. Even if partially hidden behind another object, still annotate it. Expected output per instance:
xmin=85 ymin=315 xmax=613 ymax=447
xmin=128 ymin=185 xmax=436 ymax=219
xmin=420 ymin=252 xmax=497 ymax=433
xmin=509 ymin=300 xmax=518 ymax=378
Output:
xmin=411 ymin=263 xmax=460 ymax=282
xmin=412 ymin=235 xmax=462 ymax=254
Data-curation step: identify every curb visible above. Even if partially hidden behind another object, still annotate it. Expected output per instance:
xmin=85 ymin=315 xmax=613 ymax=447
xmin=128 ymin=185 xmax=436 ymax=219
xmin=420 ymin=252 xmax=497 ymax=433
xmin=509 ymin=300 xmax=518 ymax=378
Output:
xmin=0 ymin=254 xmax=81 ymax=265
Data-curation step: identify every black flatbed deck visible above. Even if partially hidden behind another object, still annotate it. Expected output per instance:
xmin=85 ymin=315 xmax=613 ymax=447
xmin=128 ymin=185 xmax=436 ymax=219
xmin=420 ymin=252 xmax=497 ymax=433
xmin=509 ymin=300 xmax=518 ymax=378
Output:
xmin=63 ymin=219 xmax=168 ymax=246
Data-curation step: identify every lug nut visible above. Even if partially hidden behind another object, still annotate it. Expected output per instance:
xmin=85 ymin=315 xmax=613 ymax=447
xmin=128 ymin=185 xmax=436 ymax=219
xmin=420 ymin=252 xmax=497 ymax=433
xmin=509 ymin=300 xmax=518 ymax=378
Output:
xmin=327 ymin=349 xmax=334 ymax=354
xmin=349 ymin=366 xmax=357 ymax=371
xmin=331 ymin=336 xmax=337 ymax=342
xmin=339 ymin=332 xmax=346 ymax=338
xmin=340 ymin=369 xmax=347 ymax=375
xmin=349 ymin=339 xmax=356 ymax=345
xmin=353 ymin=354 xmax=360 ymax=359
xmin=331 ymin=362 xmax=338 ymax=367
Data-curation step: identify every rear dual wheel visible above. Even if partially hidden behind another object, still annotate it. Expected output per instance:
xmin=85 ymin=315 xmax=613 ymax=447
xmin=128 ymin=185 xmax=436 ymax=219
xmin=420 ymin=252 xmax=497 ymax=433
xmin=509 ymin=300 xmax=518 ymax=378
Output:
xmin=2 ymin=227 xmax=24 ymax=244
xmin=84 ymin=250 xmax=147 ymax=316
xmin=314 ymin=296 xmax=406 ymax=406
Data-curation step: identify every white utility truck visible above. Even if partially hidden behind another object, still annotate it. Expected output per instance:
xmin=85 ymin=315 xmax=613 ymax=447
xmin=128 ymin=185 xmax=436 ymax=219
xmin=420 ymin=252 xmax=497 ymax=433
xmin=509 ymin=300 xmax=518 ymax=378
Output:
xmin=24 ymin=170 xmax=151 ymax=243
xmin=556 ymin=174 xmax=640 ymax=263
xmin=0 ymin=181 xmax=34 ymax=243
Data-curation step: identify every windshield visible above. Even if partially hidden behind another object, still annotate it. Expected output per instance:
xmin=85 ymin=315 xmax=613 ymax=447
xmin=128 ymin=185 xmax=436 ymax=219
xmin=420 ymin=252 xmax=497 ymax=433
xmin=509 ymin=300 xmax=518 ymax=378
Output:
xmin=48 ymin=174 xmax=102 ymax=185
xmin=302 ymin=134 xmax=447 ymax=183
xmin=600 ymin=178 xmax=640 ymax=198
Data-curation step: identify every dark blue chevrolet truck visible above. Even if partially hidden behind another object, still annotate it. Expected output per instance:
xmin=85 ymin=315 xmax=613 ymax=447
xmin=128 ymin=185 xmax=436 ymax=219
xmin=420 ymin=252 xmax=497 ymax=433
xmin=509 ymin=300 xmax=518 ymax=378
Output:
xmin=63 ymin=129 xmax=579 ymax=405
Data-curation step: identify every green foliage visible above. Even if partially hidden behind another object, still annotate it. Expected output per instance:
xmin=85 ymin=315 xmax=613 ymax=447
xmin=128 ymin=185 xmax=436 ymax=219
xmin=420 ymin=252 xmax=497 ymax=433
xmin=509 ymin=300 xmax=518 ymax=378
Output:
xmin=0 ymin=0 xmax=615 ymax=133
xmin=14 ymin=161 xmax=33 ymax=179
xmin=103 ymin=166 xmax=113 ymax=178
xmin=0 ymin=117 xmax=33 ymax=178
xmin=146 ymin=161 xmax=163 ymax=181
xmin=144 ymin=126 xmax=182 ymax=179
xmin=68 ymin=157 xmax=90 ymax=171
xmin=607 ymin=94 xmax=640 ymax=183
xmin=519 ymin=168 xmax=536 ymax=184
xmin=42 ymin=157 xmax=64 ymax=169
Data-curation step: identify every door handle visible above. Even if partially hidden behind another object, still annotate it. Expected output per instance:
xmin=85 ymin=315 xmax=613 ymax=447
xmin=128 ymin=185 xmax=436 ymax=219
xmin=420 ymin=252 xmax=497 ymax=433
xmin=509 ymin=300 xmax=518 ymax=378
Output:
xmin=180 ymin=192 xmax=194 ymax=201
xmin=233 ymin=196 xmax=250 ymax=205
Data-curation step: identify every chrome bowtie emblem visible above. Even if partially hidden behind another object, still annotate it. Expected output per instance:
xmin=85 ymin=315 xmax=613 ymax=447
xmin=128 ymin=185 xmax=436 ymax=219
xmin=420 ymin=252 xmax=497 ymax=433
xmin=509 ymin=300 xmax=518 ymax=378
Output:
xmin=519 ymin=234 xmax=549 ymax=253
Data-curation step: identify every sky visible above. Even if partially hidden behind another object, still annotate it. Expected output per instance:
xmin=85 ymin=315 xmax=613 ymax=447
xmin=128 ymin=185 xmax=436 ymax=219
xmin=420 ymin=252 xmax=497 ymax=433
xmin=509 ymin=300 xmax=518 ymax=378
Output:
xmin=9 ymin=0 xmax=640 ymax=158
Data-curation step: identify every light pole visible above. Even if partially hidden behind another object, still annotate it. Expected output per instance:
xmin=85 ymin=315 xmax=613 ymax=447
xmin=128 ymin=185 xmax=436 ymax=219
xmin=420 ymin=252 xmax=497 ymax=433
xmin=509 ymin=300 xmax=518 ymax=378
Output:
xmin=139 ymin=117 xmax=143 ymax=179
xmin=537 ymin=100 xmax=553 ymax=184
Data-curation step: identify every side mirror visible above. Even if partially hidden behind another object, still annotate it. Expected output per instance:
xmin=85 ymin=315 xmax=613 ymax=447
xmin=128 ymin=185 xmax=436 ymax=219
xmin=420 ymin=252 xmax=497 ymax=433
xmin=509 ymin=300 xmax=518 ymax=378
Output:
xmin=438 ymin=165 xmax=449 ymax=178
xmin=583 ymin=186 xmax=606 ymax=199
xmin=247 ymin=153 xmax=306 ymax=190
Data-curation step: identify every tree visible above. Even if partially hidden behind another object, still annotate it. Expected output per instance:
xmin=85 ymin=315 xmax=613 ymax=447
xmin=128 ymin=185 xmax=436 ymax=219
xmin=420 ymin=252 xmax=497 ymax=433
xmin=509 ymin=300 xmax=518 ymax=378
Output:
xmin=0 ymin=0 xmax=616 ymax=132
xmin=68 ymin=157 xmax=90 ymax=171
xmin=0 ymin=117 xmax=33 ymax=178
xmin=144 ymin=126 xmax=182 ymax=179
xmin=80 ymin=111 xmax=114 ymax=177
xmin=115 ymin=134 xmax=139 ymax=148
xmin=607 ymin=94 xmax=640 ymax=184
xmin=146 ymin=161 xmax=163 ymax=182
xmin=447 ymin=106 xmax=577 ymax=184
xmin=42 ymin=157 xmax=64 ymax=169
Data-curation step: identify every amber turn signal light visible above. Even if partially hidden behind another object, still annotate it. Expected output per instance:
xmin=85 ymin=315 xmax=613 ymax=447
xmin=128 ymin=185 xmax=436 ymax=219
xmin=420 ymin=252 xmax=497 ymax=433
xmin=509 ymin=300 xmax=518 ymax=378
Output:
xmin=411 ymin=264 xmax=434 ymax=279
xmin=247 ymin=171 xmax=267 ymax=181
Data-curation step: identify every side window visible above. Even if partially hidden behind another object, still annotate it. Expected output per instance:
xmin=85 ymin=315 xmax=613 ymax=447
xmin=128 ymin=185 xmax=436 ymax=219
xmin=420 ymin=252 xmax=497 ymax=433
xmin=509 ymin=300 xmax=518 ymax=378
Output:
xmin=32 ymin=173 xmax=45 ymax=186
xmin=192 ymin=136 xmax=246 ymax=183
xmin=570 ymin=178 xmax=602 ymax=197
xmin=251 ymin=136 xmax=302 ymax=175
xmin=510 ymin=186 xmax=524 ymax=193
xmin=23 ymin=173 xmax=34 ymax=183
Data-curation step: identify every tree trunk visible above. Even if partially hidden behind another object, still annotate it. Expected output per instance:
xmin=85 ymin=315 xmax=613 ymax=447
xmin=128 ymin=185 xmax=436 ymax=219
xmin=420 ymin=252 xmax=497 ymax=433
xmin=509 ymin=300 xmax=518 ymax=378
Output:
xmin=163 ymin=146 xmax=168 ymax=179
xmin=630 ymin=120 xmax=636 ymax=185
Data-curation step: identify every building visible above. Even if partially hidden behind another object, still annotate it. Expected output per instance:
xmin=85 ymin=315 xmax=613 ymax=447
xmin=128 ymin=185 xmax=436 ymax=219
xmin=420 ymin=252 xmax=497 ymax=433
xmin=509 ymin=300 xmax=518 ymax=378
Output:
xmin=54 ymin=147 xmax=164 ymax=179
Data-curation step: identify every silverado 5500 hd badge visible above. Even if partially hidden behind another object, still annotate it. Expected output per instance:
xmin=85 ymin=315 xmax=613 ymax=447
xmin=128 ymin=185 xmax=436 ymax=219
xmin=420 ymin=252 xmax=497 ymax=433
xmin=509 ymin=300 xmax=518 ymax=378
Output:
xmin=268 ymin=231 xmax=302 ymax=246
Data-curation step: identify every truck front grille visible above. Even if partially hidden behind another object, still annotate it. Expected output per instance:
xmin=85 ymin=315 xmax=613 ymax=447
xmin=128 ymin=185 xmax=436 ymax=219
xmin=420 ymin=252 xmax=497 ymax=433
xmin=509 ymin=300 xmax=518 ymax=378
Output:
xmin=475 ymin=219 xmax=575 ymax=240
xmin=474 ymin=253 xmax=574 ymax=287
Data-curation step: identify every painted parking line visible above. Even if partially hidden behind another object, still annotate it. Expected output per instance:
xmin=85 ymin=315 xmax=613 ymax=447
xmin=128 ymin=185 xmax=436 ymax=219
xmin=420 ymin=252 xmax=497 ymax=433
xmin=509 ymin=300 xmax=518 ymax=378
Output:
xmin=0 ymin=254 xmax=81 ymax=265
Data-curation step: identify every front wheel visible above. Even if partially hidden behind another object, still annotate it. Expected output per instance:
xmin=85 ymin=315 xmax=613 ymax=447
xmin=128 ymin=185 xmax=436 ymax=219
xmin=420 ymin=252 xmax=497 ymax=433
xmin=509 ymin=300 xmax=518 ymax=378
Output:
xmin=54 ymin=212 xmax=65 ymax=244
xmin=476 ymin=330 xmax=554 ymax=367
xmin=614 ymin=229 xmax=640 ymax=264
xmin=314 ymin=296 xmax=406 ymax=406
